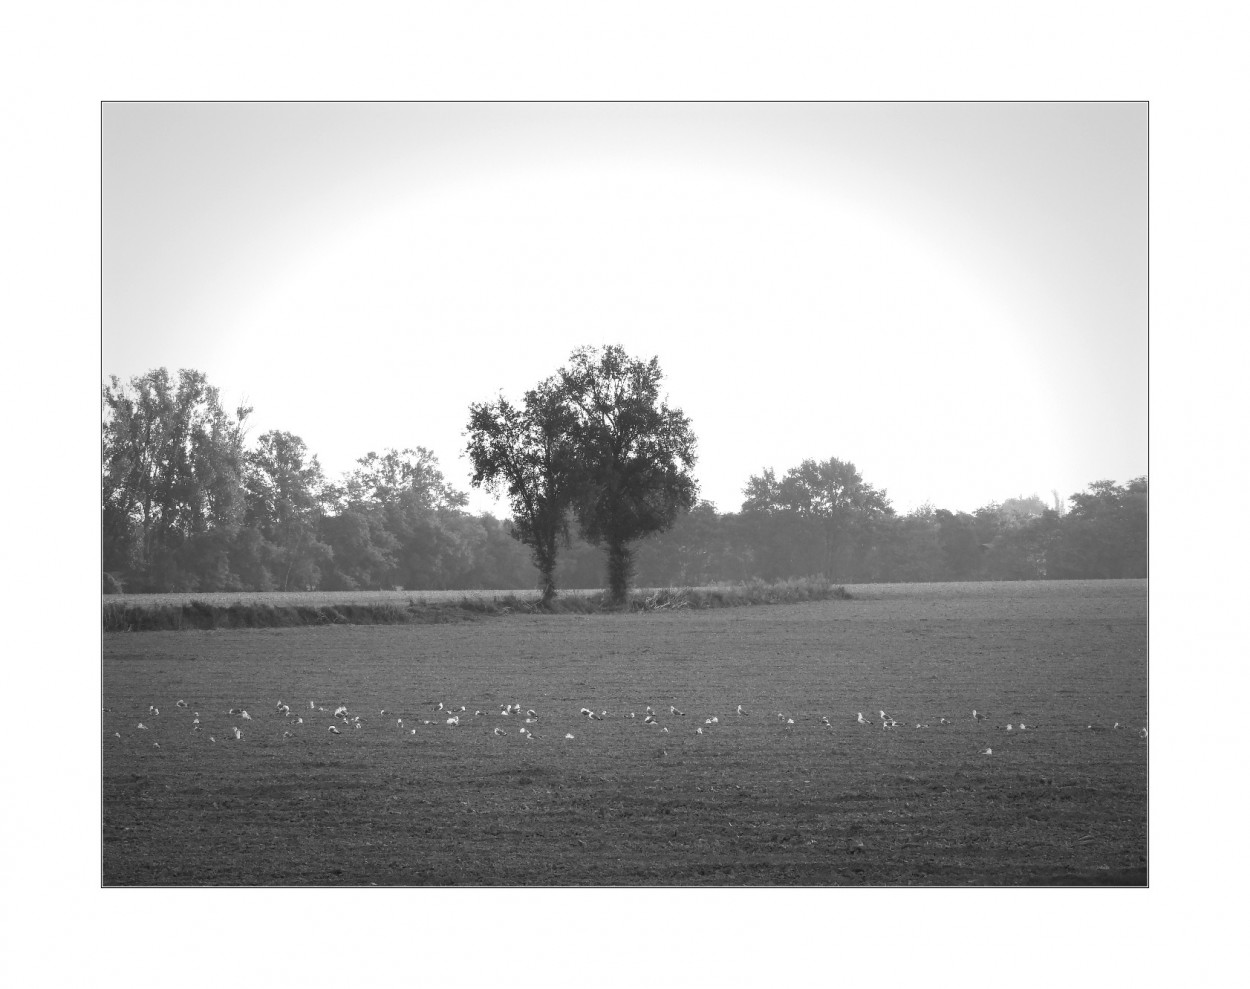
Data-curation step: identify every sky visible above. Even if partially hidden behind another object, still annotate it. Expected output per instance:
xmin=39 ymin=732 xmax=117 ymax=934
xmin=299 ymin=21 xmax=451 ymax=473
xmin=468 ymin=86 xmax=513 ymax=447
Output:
xmin=102 ymin=102 xmax=1147 ymax=517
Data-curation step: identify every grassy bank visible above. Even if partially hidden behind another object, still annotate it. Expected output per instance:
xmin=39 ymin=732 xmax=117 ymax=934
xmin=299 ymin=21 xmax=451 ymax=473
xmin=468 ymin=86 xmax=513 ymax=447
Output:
xmin=102 ymin=578 xmax=852 ymax=631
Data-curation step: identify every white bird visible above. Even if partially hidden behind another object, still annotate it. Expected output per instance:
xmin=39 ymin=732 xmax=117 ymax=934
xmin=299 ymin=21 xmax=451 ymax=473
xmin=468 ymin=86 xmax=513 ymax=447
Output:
xmin=309 ymin=700 xmax=316 ymax=710
xmin=397 ymin=718 xmax=404 ymax=727
xmin=565 ymin=733 xmax=575 ymax=740
xmin=452 ymin=706 xmax=466 ymax=714
xmin=446 ymin=716 xmax=460 ymax=726
xmin=786 ymin=718 xmax=795 ymax=725
xmin=857 ymin=712 xmax=873 ymax=726
xmin=149 ymin=706 xmax=160 ymax=716
xmin=1018 ymin=723 xmax=1027 ymax=731
xmin=526 ymin=709 xmax=537 ymax=718
xmin=327 ymin=725 xmax=341 ymax=734
xmin=354 ymin=722 xmax=362 ymax=730
xmin=113 ymin=732 xmax=120 ymax=738
xmin=410 ymin=729 xmax=416 ymax=735
xmin=1006 ymin=724 xmax=1014 ymax=731
xmin=175 ymin=699 xmax=188 ymax=708
xmin=192 ymin=717 xmax=200 ymax=725
xmin=879 ymin=710 xmax=891 ymax=722
xmin=1113 ymin=722 xmax=1122 ymax=730
xmin=696 ymin=727 xmax=704 ymax=735
xmin=670 ymin=706 xmax=685 ymax=716
xmin=588 ymin=711 xmax=603 ymax=721
xmin=524 ymin=718 xmax=537 ymax=725
xmin=494 ymin=727 xmax=507 ymax=736
xmin=706 ymin=717 xmax=720 ymax=725
xmin=973 ymin=710 xmax=986 ymax=721
xmin=982 ymin=747 xmax=993 ymax=755
xmin=475 ymin=710 xmax=485 ymax=717
xmin=276 ymin=700 xmax=286 ymax=710
xmin=627 ymin=712 xmax=636 ymax=719
xmin=938 ymin=717 xmax=950 ymax=725
xmin=600 ymin=710 xmax=609 ymax=718
xmin=646 ymin=706 xmax=654 ymax=716
xmin=915 ymin=723 xmax=928 ymax=729
xmin=209 ymin=736 xmax=216 ymax=743
xmin=434 ymin=702 xmax=444 ymax=712
xmin=335 ymin=705 xmax=349 ymax=717
xmin=241 ymin=710 xmax=251 ymax=720
xmin=661 ymin=727 xmax=669 ymax=733
xmin=1139 ymin=727 xmax=1148 ymax=739
xmin=644 ymin=715 xmax=657 ymax=725
xmin=136 ymin=722 xmax=148 ymax=730
xmin=228 ymin=707 xmax=242 ymax=715
xmin=282 ymin=730 xmax=293 ymax=738
xmin=295 ymin=717 xmax=304 ymax=725
xmin=233 ymin=727 xmax=243 ymax=740
xmin=819 ymin=716 xmax=832 ymax=727
xmin=737 ymin=705 xmax=748 ymax=716
xmin=153 ymin=742 xmax=160 ymax=748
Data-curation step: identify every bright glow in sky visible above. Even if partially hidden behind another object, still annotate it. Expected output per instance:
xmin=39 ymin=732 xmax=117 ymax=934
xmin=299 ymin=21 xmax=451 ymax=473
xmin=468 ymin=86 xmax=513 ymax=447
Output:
xmin=103 ymin=102 xmax=1146 ymax=516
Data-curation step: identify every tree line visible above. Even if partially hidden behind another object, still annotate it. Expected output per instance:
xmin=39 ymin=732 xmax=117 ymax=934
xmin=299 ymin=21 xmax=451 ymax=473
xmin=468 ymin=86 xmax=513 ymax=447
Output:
xmin=102 ymin=354 xmax=1146 ymax=599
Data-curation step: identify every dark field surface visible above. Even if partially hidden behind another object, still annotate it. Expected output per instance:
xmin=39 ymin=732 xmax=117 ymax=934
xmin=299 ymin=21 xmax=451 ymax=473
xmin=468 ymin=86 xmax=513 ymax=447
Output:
xmin=102 ymin=579 xmax=1147 ymax=885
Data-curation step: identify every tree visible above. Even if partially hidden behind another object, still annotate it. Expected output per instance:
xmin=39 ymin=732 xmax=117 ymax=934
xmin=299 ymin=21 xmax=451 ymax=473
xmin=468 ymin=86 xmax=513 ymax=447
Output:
xmin=741 ymin=457 xmax=892 ymax=581
xmin=466 ymin=378 xmax=580 ymax=607
xmin=560 ymin=345 xmax=698 ymax=605
xmin=101 ymin=368 xmax=250 ymax=590
xmin=242 ymin=430 xmax=333 ymax=590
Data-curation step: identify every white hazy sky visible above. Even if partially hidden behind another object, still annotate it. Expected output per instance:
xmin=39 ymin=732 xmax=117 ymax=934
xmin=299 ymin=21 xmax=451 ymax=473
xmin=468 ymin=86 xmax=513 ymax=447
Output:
xmin=103 ymin=102 xmax=1146 ymax=516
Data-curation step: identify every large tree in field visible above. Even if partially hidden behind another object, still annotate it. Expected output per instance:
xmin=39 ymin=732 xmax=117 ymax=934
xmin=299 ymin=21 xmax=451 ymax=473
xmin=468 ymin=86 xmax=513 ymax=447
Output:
xmin=465 ymin=376 xmax=579 ymax=607
xmin=559 ymin=345 xmax=698 ymax=605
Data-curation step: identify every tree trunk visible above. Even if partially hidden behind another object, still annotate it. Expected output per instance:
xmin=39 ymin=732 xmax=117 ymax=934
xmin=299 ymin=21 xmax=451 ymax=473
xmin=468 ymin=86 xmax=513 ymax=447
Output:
xmin=605 ymin=540 xmax=633 ymax=607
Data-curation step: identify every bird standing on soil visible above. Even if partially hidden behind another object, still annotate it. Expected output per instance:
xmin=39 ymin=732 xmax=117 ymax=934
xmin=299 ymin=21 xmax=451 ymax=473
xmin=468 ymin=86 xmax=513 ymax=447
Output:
xmin=737 ymin=705 xmax=748 ymax=716
xmin=973 ymin=710 xmax=986 ymax=722
xmin=857 ymin=712 xmax=873 ymax=726
xmin=494 ymin=727 xmax=507 ymax=736
xmin=670 ymin=706 xmax=685 ymax=716
xmin=327 ymin=725 xmax=341 ymax=734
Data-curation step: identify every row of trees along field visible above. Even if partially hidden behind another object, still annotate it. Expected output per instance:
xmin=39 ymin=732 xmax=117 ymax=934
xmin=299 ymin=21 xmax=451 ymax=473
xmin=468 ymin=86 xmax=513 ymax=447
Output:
xmin=102 ymin=353 xmax=1147 ymax=602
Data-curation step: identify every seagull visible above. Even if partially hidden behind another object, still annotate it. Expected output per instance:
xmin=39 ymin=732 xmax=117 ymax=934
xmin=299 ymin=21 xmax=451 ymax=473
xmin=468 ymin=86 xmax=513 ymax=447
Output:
xmin=295 ymin=717 xmax=304 ymax=725
xmin=328 ymin=725 xmax=341 ymax=734
xmin=153 ymin=742 xmax=160 ymax=748
xmin=475 ymin=710 xmax=485 ymax=717
xmin=335 ymin=705 xmax=349 ymax=717
xmin=192 ymin=717 xmax=200 ymax=725
xmin=233 ymin=727 xmax=243 ymax=740
xmin=696 ymin=727 xmax=704 ymax=735
xmin=526 ymin=710 xmax=537 ymax=719
xmin=600 ymin=711 xmax=609 ymax=719
xmin=452 ymin=706 xmax=467 ymax=714
xmin=149 ymin=706 xmax=160 ymax=716
xmin=737 ymin=705 xmax=748 ymax=716
xmin=309 ymin=700 xmax=316 ymax=710
xmin=524 ymin=718 xmax=538 ymax=725
xmin=644 ymin=715 xmax=657 ymax=725
xmin=856 ymin=712 xmax=873 ymax=726
xmin=283 ymin=731 xmax=293 ymax=738
xmin=670 ymin=706 xmax=685 ymax=716
xmin=1139 ymin=727 xmax=1148 ymax=739
xmin=1113 ymin=722 xmax=1122 ymax=730
xmin=494 ymin=727 xmax=507 ymax=736
xmin=982 ymin=747 xmax=993 ymax=755
xmin=434 ymin=702 xmax=444 ymax=712
xmin=276 ymin=700 xmax=286 ymax=710
xmin=661 ymin=727 xmax=669 ymax=734
xmin=973 ymin=710 xmax=986 ymax=722
xmin=819 ymin=716 xmax=832 ymax=727
xmin=279 ymin=705 xmax=290 ymax=716
xmin=914 ymin=723 xmax=929 ymax=729
xmin=1006 ymin=724 xmax=1014 ymax=731
xmin=588 ymin=711 xmax=604 ymax=721
xmin=565 ymin=733 xmax=575 ymax=740
xmin=209 ymin=736 xmax=216 ymax=743
xmin=938 ymin=717 xmax=950 ymax=725
xmin=446 ymin=716 xmax=460 ymax=726
xmin=627 ymin=712 xmax=636 ymax=719
xmin=1018 ymin=723 xmax=1027 ymax=731
xmin=706 ymin=717 xmax=720 ymax=725
xmin=113 ymin=732 xmax=120 ymax=738
xmin=397 ymin=718 xmax=404 ymax=727
xmin=175 ymin=700 xmax=188 ymax=708
xmin=136 ymin=723 xmax=148 ymax=730
xmin=241 ymin=710 xmax=251 ymax=720
xmin=786 ymin=718 xmax=795 ymax=725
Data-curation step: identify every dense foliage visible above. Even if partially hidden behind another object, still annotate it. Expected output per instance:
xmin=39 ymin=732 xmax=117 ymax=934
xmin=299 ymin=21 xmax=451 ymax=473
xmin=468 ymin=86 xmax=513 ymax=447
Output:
xmin=103 ymin=367 xmax=1147 ymax=594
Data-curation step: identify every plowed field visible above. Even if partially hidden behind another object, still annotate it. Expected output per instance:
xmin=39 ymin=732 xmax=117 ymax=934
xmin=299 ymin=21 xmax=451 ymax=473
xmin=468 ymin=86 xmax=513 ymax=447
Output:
xmin=102 ymin=579 xmax=1147 ymax=885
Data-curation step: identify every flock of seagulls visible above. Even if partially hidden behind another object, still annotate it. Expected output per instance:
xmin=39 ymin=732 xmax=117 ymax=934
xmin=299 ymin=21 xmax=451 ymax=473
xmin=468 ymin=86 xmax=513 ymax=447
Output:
xmin=107 ymin=694 xmax=1148 ymax=756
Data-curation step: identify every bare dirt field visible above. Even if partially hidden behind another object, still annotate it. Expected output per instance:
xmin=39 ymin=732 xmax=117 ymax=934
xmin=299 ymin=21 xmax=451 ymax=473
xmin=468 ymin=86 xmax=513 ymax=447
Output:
xmin=102 ymin=579 xmax=1147 ymax=885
